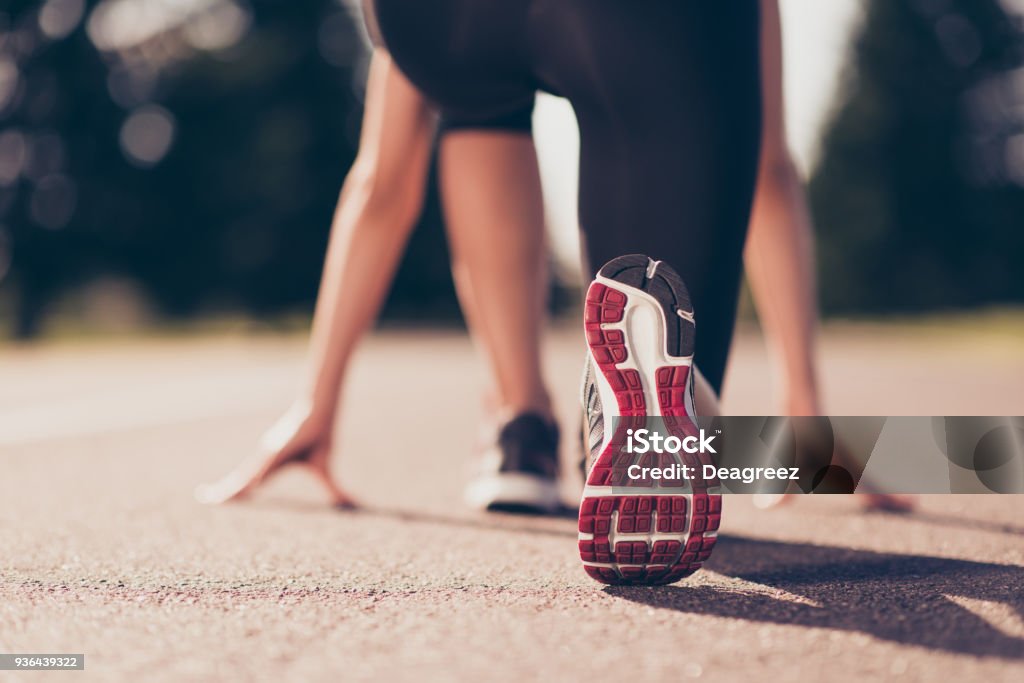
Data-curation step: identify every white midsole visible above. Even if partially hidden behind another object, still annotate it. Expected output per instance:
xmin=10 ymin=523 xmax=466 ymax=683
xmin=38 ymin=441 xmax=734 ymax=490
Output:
xmin=465 ymin=472 xmax=562 ymax=512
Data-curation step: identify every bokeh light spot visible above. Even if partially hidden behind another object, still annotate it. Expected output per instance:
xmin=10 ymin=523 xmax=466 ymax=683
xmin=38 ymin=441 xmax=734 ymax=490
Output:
xmin=1006 ymin=134 xmax=1024 ymax=187
xmin=119 ymin=105 xmax=176 ymax=167
xmin=183 ymin=0 xmax=251 ymax=51
xmin=39 ymin=0 xmax=86 ymax=40
xmin=0 ymin=58 xmax=21 ymax=114
xmin=0 ymin=130 xmax=28 ymax=187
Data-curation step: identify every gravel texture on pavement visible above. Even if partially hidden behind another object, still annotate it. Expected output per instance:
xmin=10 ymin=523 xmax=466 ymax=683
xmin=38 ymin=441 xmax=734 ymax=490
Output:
xmin=2 ymin=325 xmax=1023 ymax=682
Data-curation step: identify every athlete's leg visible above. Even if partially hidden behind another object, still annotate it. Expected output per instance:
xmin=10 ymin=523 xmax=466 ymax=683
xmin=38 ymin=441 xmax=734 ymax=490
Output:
xmin=372 ymin=0 xmax=551 ymax=417
xmin=531 ymin=0 xmax=763 ymax=395
xmin=745 ymin=0 xmax=822 ymax=416
xmin=436 ymin=103 xmax=563 ymax=512
xmin=439 ymin=128 xmax=552 ymax=419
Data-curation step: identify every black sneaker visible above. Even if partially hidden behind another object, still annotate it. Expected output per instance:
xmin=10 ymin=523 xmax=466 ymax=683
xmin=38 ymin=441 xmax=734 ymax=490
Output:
xmin=578 ymin=254 xmax=722 ymax=585
xmin=465 ymin=412 xmax=562 ymax=514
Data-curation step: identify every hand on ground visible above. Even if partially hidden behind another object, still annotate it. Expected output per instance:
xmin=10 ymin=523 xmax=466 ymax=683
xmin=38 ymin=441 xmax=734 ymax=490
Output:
xmin=195 ymin=403 xmax=356 ymax=508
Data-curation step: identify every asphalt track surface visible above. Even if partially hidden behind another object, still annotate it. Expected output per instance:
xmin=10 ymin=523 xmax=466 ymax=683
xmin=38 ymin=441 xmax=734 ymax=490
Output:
xmin=2 ymin=323 xmax=1023 ymax=681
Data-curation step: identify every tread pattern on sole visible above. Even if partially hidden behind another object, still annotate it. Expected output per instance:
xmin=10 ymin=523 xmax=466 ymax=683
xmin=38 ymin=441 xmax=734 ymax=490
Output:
xmin=579 ymin=255 xmax=722 ymax=587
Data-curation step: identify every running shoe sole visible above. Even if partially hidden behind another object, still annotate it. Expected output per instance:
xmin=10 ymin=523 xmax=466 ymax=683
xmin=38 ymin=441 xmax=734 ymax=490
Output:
xmin=465 ymin=473 xmax=562 ymax=514
xmin=578 ymin=254 xmax=722 ymax=586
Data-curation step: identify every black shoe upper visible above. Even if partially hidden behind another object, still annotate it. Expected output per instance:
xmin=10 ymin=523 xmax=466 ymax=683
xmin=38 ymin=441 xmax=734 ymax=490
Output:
xmin=496 ymin=412 xmax=560 ymax=480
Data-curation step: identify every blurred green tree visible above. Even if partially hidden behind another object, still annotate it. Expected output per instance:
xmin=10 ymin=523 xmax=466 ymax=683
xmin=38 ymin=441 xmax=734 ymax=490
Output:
xmin=811 ymin=0 xmax=1024 ymax=314
xmin=0 ymin=0 xmax=458 ymax=339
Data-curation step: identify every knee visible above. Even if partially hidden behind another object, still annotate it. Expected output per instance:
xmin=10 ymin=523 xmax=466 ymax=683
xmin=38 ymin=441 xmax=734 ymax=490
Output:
xmin=346 ymin=156 xmax=427 ymax=229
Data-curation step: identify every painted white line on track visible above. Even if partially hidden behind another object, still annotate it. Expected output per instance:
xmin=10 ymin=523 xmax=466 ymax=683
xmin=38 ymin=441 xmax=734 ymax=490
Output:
xmin=0 ymin=368 xmax=295 ymax=447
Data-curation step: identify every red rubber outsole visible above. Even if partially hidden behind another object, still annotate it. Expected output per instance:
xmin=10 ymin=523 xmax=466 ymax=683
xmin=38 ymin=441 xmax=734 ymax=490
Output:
xmin=580 ymin=279 xmax=722 ymax=586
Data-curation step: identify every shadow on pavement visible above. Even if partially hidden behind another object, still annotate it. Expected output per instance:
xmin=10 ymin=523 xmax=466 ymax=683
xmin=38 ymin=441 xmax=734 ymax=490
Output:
xmin=607 ymin=534 xmax=1024 ymax=659
xmin=256 ymin=495 xmax=1024 ymax=657
xmin=266 ymin=496 xmax=1024 ymax=541
xmin=259 ymin=497 xmax=579 ymax=538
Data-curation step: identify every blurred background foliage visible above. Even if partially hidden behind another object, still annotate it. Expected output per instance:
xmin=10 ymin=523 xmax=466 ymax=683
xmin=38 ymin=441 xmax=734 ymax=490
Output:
xmin=0 ymin=0 xmax=457 ymax=339
xmin=0 ymin=0 xmax=1022 ymax=339
xmin=810 ymin=0 xmax=1024 ymax=312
